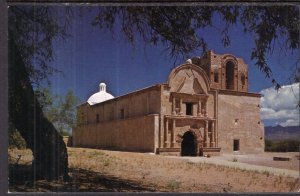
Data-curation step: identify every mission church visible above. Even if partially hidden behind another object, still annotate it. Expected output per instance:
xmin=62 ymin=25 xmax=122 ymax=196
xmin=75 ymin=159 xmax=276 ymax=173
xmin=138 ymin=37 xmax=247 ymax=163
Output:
xmin=73 ymin=51 xmax=264 ymax=156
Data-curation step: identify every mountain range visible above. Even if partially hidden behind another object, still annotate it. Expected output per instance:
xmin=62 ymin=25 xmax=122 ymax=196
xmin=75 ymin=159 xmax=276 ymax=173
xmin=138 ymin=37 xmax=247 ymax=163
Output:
xmin=265 ymin=125 xmax=300 ymax=141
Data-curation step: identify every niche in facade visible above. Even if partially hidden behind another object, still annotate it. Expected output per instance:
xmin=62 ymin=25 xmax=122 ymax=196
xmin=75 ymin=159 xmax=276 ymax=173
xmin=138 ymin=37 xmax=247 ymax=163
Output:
xmin=185 ymin=103 xmax=193 ymax=115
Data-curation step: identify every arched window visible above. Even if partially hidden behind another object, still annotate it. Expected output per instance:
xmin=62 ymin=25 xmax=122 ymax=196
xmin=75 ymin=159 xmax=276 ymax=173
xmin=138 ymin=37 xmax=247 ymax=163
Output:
xmin=225 ymin=61 xmax=235 ymax=90
xmin=241 ymin=73 xmax=246 ymax=85
xmin=214 ymin=71 xmax=219 ymax=83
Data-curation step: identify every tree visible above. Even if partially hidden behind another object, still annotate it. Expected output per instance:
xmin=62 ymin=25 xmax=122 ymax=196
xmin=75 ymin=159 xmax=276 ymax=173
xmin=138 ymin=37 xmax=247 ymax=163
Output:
xmin=9 ymin=39 xmax=69 ymax=180
xmin=91 ymin=6 xmax=299 ymax=89
xmin=8 ymin=6 xmax=70 ymax=180
xmin=8 ymin=124 xmax=27 ymax=149
xmin=53 ymin=90 xmax=80 ymax=135
xmin=8 ymin=6 xmax=70 ymax=86
xmin=36 ymin=87 xmax=80 ymax=136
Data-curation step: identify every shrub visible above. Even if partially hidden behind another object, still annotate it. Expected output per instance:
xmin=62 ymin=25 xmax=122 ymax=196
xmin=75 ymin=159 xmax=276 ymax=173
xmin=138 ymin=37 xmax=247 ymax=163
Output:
xmin=232 ymin=157 xmax=238 ymax=162
xmin=167 ymin=180 xmax=181 ymax=191
xmin=8 ymin=128 xmax=27 ymax=149
xmin=265 ymin=140 xmax=300 ymax=152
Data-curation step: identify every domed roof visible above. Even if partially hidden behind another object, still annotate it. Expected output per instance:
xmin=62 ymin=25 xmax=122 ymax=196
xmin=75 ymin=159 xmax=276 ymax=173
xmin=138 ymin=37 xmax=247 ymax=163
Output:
xmin=87 ymin=83 xmax=114 ymax=105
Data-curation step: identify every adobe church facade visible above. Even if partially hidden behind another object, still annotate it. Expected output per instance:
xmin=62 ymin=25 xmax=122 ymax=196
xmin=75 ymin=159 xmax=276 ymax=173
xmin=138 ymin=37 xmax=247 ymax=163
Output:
xmin=73 ymin=51 xmax=264 ymax=156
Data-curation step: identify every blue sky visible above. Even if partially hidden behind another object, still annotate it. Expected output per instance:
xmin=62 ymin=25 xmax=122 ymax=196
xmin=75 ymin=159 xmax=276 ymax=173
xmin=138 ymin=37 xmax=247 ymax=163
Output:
xmin=46 ymin=6 xmax=299 ymax=127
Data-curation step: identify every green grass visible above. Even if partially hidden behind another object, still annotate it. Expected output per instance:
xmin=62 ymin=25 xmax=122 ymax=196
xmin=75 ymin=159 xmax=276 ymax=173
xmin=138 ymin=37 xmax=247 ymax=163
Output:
xmin=232 ymin=157 xmax=238 ymax=162
xmin=167 ymin=180 xmax=181 ymax=191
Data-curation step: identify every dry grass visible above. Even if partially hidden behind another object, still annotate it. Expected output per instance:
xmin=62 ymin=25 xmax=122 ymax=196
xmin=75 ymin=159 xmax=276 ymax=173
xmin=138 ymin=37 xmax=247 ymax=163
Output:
xmin=8 ymin=147 xmax=300 ymax=192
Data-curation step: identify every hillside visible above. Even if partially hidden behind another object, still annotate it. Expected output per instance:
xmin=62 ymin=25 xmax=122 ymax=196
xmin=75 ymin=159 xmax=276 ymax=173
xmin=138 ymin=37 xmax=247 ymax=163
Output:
xmin=265 ymin=125 xmax=300 ymax=141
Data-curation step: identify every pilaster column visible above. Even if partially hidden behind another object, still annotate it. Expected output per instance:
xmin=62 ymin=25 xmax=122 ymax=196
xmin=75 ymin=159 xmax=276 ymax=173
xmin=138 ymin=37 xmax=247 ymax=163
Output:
xmin=164 ymin=118 xmax=168 ymax=147
xmin=216 ymin=122 xmax=218 ymax=147
xmin=204 ymin=121 xmax=209 ymax=147
xmin=172 ymin=97 xmax=176 ymax=115
xmin=211 ymin=121 xmax=215 ymax=147
xmin=179 ymin=98 xmax=183 ymax=115
xmin=171 ymin=119 xmax=176 ymax=147
xmin=198 ymin=99 xmax=201 ymax=116
xmin=202 ymin=101 xmax=207 ymax=117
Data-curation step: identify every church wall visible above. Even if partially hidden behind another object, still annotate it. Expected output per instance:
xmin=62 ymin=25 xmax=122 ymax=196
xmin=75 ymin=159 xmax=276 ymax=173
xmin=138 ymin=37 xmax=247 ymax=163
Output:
xmin=73 ymin=114 xmax=159 ymax=152
xmin=74 ymin=51 xmax=264 ymax=156
xmin=206 ymin=93 xmax=216 ymax=118
xmin=79 ymin=86 xmax=161 ymax=125
xmin=217 ymin=93 xmax=264 ymax=154
xmin=209 ymin=52 xmax=222 ymax=89
xmin=161 ymin=87 xmax=171 ymax=115
xmin=237 ymin=59 xmax=248 ymax=92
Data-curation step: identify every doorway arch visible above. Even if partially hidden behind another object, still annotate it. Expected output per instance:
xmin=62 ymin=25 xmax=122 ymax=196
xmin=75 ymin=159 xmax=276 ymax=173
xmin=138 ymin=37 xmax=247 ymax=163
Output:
xmin=181 ymin=131 xmax=198 ymax=156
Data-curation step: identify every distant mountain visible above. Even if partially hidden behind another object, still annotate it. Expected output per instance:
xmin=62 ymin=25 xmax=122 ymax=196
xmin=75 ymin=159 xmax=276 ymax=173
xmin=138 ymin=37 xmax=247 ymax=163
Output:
xmin=265 ymin=125 xmax=300 ymax=141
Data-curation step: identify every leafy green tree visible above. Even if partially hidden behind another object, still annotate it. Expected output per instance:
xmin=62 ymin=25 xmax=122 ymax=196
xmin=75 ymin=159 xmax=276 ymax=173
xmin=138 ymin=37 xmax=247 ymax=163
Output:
xmin=36 ymin=87 xmax=80 ymax=136
xmin=8 ymin=124 xmax=27 ymax=149
xmin=54 ymin=90 xmax=80 ymax=135
xmin=265 ymin=139 xmax=300 ymax=152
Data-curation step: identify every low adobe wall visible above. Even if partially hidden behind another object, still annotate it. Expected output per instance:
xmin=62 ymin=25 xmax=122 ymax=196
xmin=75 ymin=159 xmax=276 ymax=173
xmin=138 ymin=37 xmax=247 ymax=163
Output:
xmin=73 ymin=114 xmax=159 ymax=153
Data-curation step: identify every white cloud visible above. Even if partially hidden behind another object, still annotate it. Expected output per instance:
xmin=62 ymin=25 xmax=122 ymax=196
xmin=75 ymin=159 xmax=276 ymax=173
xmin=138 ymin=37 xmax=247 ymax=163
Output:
xmin=279 ymin=119 xmax=299 ymax=127
xmin=260 ymin=108 xmax=298 ymax=120
xmin=260 ymin=83 xmax=299 ymax=127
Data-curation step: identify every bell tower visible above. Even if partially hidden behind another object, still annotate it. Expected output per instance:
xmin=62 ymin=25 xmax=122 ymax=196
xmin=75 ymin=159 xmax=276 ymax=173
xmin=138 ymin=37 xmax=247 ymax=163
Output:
xmin=190 ymin=51 xmax=248 ymax=92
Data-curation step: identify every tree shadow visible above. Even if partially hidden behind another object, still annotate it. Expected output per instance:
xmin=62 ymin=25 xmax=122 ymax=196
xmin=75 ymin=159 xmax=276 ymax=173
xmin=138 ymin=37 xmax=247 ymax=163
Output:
xmin=9 ymin=164 xmax=157 ymax=192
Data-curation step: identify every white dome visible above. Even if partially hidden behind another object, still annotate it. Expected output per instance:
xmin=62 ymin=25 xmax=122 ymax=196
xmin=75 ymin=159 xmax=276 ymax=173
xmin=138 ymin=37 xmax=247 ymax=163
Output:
xmin=87 ymin=83 xmax=114 ymax=105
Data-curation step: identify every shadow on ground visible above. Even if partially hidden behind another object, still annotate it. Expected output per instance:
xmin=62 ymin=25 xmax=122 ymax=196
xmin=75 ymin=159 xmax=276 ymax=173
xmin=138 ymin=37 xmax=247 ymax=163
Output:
xmin=9 ymin=164 xmax=157 ymax=192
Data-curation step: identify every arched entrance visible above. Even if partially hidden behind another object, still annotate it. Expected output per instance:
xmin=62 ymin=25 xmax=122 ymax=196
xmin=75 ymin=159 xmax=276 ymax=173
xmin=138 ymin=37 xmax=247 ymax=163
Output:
xmin=225 ymin=61 xmax=235 ymax=90
xmin=181 ymin=131 xmax=197 ymax=156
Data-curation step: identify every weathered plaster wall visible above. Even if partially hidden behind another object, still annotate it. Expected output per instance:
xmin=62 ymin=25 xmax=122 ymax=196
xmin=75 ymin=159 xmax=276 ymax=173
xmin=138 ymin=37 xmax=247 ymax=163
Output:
xmin=217 ymin=93 xmax=264 ymax=153
xmin=73 ymin=114 xmax=159 ymax=152
xmin=77 ymin=86 xmax=161 ymax=125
